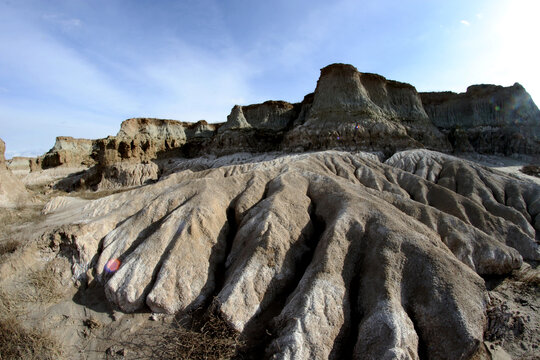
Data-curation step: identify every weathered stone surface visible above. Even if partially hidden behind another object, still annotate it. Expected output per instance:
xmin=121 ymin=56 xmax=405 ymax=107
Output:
xmin=284 ymin=64 xmax=451 ymax=154
xmin=220 ymin=101 xmax=300 ymax=133
xmin=41 ymin=136 xmax=95 ymax=168
xmin=42 ymin=149 xmax=539 ymax=359
xmin=33 ymin=63 xmax=540 ymax=191
xmin=218 ymin=105 xmax=251 ymax=132
xmin=0 ymin=138 xmax=30 ymax=207
xmin=6 ymin=156 xmax=39 ymax=176
xmin=421 ymin=84 xmax=540 ymax=128
xmin=421 ymin=84 xmax=540 ymax=154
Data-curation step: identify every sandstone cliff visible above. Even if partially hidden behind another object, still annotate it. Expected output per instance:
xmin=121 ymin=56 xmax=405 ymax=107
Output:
xmin=7 ymin=156 xmax=39 ymax=176
xmin=0 ymin=138 xmax=30 ymax=207
xmin=35 ymin=63 xmax=540 ymax=191
xmin=284 ymin=64 xmax=451 ymax=153
xmin=41 ymin=136 xmax=95 ymax=168
xmin=421 ymin=83 xmax=540 ymax=154
xmin=219 ymin=101 xmax=300 ymax=132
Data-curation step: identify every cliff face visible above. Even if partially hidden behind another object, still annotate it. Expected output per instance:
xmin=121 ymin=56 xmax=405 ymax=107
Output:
xmin=7 ymin=157 xmax=39 ymax=175
xmin=95 ymin=119 xmax=218 ymax=167
xmin=0 ymin=138 xmax=29 ymax=207
xmin=218 ymin=101 xmax=300 ymax=134
xmin=284 ymin=64 xmax=450 ymax=153
xmin=35 ymin=63 xmax=540 ymax=190
xmin=41 ymin=136 xmax=95 ymax=168
xmin=421 ymin=83 xmax=540 ymax=154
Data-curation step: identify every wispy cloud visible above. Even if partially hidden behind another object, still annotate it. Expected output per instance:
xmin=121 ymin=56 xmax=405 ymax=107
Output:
xmin=460 ymin=20 xmax=471 ymax=26
xmin=0 ymin=0 xmax=260 ymax=155
xmin=42 ymin=13 xmax=82 ymax=29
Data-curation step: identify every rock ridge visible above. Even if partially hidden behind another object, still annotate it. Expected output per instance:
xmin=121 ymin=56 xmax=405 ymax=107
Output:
xmin=25 ymin=63 xmax=540 ymax=190
xmin=421 ymin=82 xmax=540 ymax=154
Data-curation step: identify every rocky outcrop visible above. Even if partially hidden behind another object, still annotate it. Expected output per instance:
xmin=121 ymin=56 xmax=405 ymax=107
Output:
xmin=219 ymin=101 xmax=301 ymax=133
xmin=0 ymin=138 xmax=30 ymax=207
xmin=41 ymin=136 xmax=95 ymax=169
xmin=42 ymin=149 xmax=539 ymax=359
xmin=96 ymin=118 xmax=217 ymax=165
xmin=421 ymin=84 xmax=540 ymax=154
xmin=7 ymin=157 xmax=40 ymax=176
xmin=284 ymin=64 xmax=451 ymax=154
xmin=36 ymin=63 xmax=540 ymax=191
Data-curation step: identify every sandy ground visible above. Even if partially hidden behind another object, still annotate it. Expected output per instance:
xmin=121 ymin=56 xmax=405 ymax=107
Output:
xmin=460 ymin=153 xmax=540 ymax=185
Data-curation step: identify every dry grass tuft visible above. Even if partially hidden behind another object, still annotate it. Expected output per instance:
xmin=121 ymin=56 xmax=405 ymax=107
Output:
xmin=119 ymin=311 xmax=244 ymax=360
xmin=521 ymin=164 xmax=540 ymax=178
xmin=0 ymin=317 xmax=63 ymax=360
xmin=0 ymin=239 xmax=19 ymax=257
xmin=26 ymin=261 xmax=67 ymax=304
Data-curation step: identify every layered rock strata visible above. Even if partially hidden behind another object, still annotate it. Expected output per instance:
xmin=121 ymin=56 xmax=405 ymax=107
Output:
xmin=421 ymin=83 xmax=540 ymax=154
xmin=41 ymin=136 xmax=95 ymax=168
xmin=284 ymin=64 xmax=451 ymax=154
xmin=7 ymin=156 xmax=39 ymax=176
xmin=35 ymin=63 xmax=540 ymax=190
xmin=42 ymin=149 xmax=539 ymax=359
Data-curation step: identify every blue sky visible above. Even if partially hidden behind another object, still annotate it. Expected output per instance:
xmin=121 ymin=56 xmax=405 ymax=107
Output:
xmin=1 ymin=0 xmax=539 ymax=158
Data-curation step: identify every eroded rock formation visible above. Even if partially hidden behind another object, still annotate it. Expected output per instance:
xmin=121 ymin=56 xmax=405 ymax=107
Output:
xmin=0 ymin=138 xmax=30 ymax=207
xmin=284 ymin=64 xmax=451 ymax=153
xmin=41 ymin=136 xmax=95 ymax=169
xmin=6 ymin=156 xmax=39 ymax=176
xmin=33 ymin=63 xmax=540 ymax=191
xmin=421 ymin=83 xmax=540 ymax=154
xmin=42 ymin=149 xmax=539 ymax=359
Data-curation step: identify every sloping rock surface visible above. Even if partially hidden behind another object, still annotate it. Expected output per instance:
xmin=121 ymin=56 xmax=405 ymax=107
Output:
xmin=42 ymin=149 xmax=539 ymax=359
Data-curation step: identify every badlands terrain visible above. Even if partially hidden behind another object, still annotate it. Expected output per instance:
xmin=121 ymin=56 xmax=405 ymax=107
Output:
xmin=0 ymin=64 xmax=539 ymax=359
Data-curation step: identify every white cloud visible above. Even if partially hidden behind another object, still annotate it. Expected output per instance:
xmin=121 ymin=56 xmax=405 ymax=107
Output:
xmin=460 ymin=20 xmax=470 ymax=26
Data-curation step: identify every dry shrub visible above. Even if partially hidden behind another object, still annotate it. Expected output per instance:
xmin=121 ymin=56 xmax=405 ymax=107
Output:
xmin=0 ymin=240 xmax=19 ymax=257
xmin=521 ymin=164 xmax=540 ymax=177
xmin=121 ymin=312 xmax=244 ymax=360
xmin=0 ymin=205 xmax=45 ymax=242
xmin=26 ymin=260 xmax=67 ymax=304
xmin=0 ymin=260 xmax=67 ymax=312
xmin=0 ymin=317 xmax=63 ymax=360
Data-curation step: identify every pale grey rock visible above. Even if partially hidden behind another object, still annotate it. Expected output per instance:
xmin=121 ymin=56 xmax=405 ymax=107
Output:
xmin=117 ymin=118 xmax=188 ymax=140
xmin=421 ymin=84 xmax=540 ymax=154
xmin=284 ymin=64 xmax=451 ymax=154
xmin=41 ymin=136 xmax=95 ymax=168
xmin=96 ymin=162 xmax=159 ymax=190
xmin=0 ymin=138 xmax=30 ymax=207
xmin=41 ymin=149 xmax=539 ymax=359
xmin=241 ymin=101 xmax=299 ymax=131
xmin=218 ymin=105 xmax=252 ymax=132
xmin=7 ymin=156 xmax=36 ymax=176
xmin=30 ymin=63 xmax=540 ymax=192
xmin=386 ymin=149 xmax=540 ymax=261
xmin=421 ymin=84 xmax=540 ymax=129
xmin=219 ymin=101 xmax=298 ymax=133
